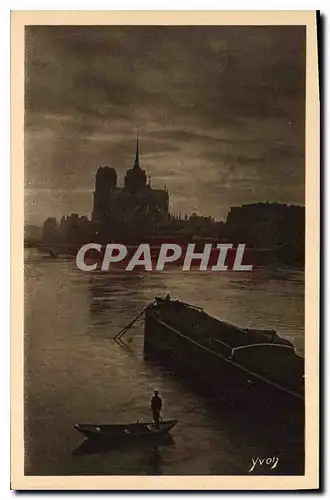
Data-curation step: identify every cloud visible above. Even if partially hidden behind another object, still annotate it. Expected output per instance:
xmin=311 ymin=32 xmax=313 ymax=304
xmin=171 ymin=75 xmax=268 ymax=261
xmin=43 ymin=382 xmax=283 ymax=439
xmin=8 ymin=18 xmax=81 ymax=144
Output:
xmin=25 ymin=25 xmax=306 ymax=223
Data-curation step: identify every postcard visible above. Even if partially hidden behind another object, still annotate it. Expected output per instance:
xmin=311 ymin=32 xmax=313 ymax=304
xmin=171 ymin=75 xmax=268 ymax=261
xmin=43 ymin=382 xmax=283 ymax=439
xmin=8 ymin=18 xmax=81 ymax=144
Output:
xmin=11 ymin=10 xmax=320 ymax=490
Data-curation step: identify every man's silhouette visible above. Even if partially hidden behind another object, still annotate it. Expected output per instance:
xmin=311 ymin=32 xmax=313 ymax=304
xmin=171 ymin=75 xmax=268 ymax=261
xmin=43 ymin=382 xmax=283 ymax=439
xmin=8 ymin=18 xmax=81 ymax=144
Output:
xmin=151 ymin=390 xmax=162 ymax=428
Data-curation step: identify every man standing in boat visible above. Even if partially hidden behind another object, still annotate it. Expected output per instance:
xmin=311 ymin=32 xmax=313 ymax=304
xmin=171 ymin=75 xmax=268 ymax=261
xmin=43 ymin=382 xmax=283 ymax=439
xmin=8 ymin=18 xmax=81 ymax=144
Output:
xmin=151 ymin=390 xmax=162 ymax=428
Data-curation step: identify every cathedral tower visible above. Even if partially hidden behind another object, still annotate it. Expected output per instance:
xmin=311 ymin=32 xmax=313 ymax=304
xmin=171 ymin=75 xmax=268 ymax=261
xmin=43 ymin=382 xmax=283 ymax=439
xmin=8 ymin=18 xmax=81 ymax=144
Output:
xmin=124 ymin=135 xmax=147 ymax=193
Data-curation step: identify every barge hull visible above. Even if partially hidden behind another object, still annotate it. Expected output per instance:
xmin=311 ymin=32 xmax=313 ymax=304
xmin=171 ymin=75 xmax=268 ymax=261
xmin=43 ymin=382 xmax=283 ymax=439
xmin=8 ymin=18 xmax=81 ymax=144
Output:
xmin=144 ymin=311 xmax=304 ymax=412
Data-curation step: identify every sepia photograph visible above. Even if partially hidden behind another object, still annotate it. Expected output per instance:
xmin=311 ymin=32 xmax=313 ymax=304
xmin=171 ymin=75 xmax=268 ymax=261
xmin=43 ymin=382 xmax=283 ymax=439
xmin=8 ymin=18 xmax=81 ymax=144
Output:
xmin=11 ymin=10 xmax=319 ymax=490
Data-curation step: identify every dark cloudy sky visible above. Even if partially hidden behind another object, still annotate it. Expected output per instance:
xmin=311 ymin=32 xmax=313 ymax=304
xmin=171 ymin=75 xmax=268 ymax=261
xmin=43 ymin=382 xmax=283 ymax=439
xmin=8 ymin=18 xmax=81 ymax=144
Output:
xmin=25 ymin=25 xmax=306 ymax=224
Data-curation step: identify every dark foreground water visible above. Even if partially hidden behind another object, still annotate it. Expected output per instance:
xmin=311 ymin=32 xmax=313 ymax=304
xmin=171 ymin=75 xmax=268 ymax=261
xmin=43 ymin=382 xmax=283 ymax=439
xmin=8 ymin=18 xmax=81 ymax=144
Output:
xmin=24 ymin=249 xmax=304 ymax=475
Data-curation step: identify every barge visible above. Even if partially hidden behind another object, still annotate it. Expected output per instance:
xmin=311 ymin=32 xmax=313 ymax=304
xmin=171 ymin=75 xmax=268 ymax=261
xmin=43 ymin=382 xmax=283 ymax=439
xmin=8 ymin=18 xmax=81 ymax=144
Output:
xmin=144 ymin=297 xmax=304 ymax=409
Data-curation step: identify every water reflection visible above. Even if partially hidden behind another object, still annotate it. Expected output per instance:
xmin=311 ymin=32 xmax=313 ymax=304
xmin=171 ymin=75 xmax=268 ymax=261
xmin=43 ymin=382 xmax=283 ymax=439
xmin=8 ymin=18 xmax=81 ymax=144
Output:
xmin=73 ymin=433 xmax=175 ymax=457
xmin=24 ymin=251 xmax=305 ymax=475
xmin=72 ymin=434 xmax=175 ymax=476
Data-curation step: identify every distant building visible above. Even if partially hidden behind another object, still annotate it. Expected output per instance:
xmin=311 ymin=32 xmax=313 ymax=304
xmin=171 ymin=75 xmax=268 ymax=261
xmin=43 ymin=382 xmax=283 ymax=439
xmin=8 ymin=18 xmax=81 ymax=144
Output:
xmin=40 ymin=141 xmax=305 ymax=253
xmin=92 ymin=137 xmax=169 ymax=231
xmin=226 ymin=202 xmax=305 ymax=250
xmin=41 ymin=217 xmax=58 ymax=244
xmin=58 ymin=213 xmax=92 ymax=244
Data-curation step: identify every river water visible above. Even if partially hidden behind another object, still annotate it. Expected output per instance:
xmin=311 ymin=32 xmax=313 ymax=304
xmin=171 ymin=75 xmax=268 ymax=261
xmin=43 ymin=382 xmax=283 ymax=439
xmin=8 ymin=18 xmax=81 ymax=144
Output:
xmin=24 ymin=249 xmax=304 ymax=476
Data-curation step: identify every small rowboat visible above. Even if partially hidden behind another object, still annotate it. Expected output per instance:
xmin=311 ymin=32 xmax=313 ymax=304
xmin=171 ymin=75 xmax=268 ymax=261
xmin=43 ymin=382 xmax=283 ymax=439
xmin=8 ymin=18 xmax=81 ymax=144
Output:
xmin=73 ymin=419 xmax=178 ymax=441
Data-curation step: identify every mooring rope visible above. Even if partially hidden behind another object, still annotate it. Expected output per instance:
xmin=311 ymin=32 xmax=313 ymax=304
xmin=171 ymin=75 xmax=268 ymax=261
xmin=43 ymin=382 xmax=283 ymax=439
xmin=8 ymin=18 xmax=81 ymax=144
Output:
xmin=113 ymin=301 xmax=155 ymax=341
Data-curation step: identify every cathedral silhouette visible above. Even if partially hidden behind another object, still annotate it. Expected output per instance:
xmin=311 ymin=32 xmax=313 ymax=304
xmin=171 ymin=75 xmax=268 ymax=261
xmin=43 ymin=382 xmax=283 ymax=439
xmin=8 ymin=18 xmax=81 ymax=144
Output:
xmin=92 ymin=136 xmax=169 ymax=228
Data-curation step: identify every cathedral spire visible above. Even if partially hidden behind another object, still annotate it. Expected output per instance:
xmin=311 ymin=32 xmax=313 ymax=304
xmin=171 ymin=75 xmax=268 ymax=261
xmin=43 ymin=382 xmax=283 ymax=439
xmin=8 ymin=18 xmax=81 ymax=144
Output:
xmin=133 ymin=134 xmax=140 ymax=169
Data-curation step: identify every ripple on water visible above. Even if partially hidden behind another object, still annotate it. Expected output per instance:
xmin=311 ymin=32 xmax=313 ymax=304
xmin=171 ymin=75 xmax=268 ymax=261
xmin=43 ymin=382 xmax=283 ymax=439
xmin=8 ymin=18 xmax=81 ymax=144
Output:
xmin=24 ymin=253 xmax=305 ymax=475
